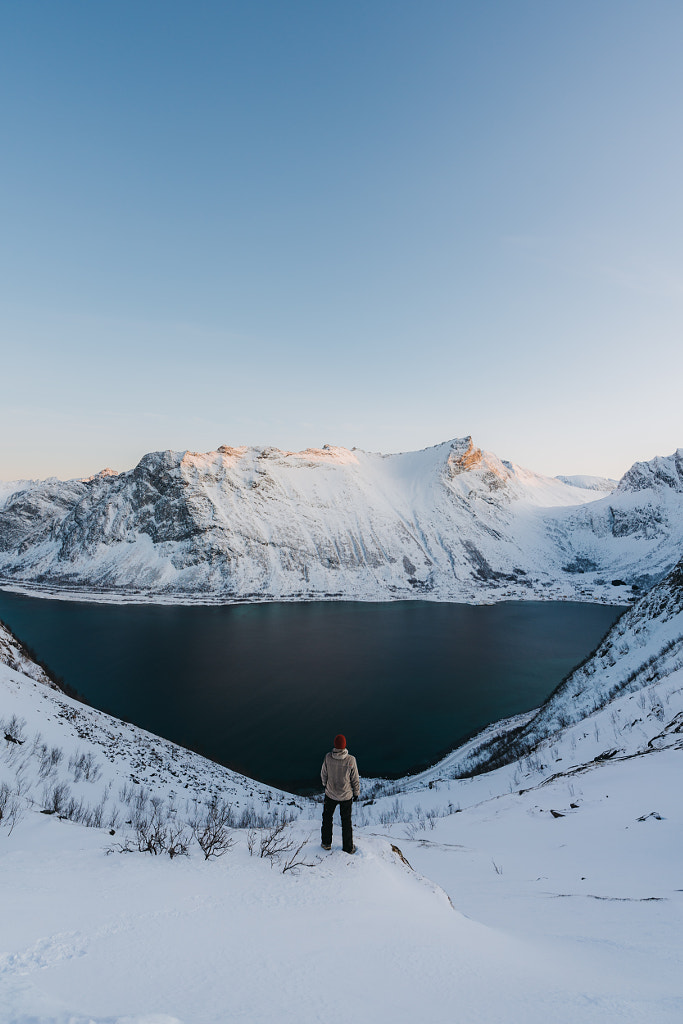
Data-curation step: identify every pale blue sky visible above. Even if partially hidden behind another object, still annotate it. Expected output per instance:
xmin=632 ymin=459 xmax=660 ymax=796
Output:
xmin=1 ymin=1 xmax=682 ymax=481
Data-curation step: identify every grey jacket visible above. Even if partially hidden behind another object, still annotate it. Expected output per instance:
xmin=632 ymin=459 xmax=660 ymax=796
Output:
xmin=321 ymin=749 xmax=360 ymax=802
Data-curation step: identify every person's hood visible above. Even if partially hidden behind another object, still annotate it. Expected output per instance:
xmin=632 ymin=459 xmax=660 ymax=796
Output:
xmin=331 ymin=748 xmax=348 ymax=759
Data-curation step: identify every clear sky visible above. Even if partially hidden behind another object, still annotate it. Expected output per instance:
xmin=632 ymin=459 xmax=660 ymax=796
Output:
xmin=1 ymin=1 xmax=682 ymax=482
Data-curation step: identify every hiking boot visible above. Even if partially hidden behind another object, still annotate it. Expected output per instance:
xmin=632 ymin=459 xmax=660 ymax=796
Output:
xmin=344 ymin=845 xmax=356 ymax=855
xmin=321 ymin=843 xmax=331 ymax=851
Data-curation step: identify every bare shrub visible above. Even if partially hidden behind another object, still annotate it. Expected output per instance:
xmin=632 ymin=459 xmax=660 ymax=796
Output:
xmin=3 ymin=714 xmax=26 ymax=745
xmin=0 ymin=781 xmax=24 ymax=835
xmin=259 ymin=820 xmax=295 ymax=862
xmin=107 ymin=806 xmax=121 ymax=831
xmin=63 ymin=795 xmax=87 ymax=824
xmin=165 ymin=820 xmax=191 ymax=859
xmin=378 ymin=797 xmax=405 ymax=825
xmin=281 ymin=835 xmax=314 ymax=874
xmin=128 ymin=785 xmax=151 ymax=824
xmin=191 ymin=797 xmax=236 ymax=861
xmin=237 ymin=803 xmax=295 ymax=830
xmin=42 ymin=780 xmax=71 ymax=815
xmin=112 ymin=800 xmax=189 ymax=858
xmin=69 ymin=750 xmax=102 ymax=782
xmin=37 ymin=743 xmax=64 ymax=779
xmin=119 ymin=781 xmax=136 ymax=804
xmin=238 ymin=803 xmax=265 ymax=829
xmin=245 ymin=819 xmax=314 ymax=873
xmin=89 ymin=794 xmax=108 ymax=829
xmin=134 ymin=805 xmax=169 ymax=855
xmin=522 ymin=751 xmax=543 ymax=773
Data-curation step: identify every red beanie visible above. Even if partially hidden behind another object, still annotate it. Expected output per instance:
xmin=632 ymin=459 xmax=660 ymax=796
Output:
xmin=334 ymin=734 xmax=347 ymax=750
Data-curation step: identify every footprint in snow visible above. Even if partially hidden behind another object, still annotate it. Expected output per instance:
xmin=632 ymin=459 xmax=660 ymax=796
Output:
xmin=0 ymin=931 xmax=88 ymax=976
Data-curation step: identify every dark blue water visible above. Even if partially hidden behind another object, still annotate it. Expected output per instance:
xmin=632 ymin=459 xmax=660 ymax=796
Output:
xmin=0 ymin=591 xmax=624 ymax=792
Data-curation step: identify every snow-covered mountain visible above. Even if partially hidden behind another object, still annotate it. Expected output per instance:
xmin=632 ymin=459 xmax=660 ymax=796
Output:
xmin=0 ymin=436 xmax=681 ymax=604
xmin=546 ymin=447 xmax=683 ymax=593
xmin=556 ymin=474 xmax=617 ymax=491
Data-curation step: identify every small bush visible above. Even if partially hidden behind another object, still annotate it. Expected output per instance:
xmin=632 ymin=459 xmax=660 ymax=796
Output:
xmin=0 ymin=781 xmax=23 ymax=835
xmin=378 ymin=797 xmax=405 ymax=825
xmin=247 ymin=819 xmax=314 ymax=873
xmin=69 ymin=750 xmax=102 ymax=782
xmin=191 ymin=797 xmax=236 ymax=861
xmin=3 ymin=714 xmax=26 ymax=745
xmin=112 ymin=800 xmax=190 ymax=858
xmin=42 ymin=780 xmax=71 ymax=815
xmin=258 ymin=820 xmax=295 ymax=861
xmin=36 ymin=743 xmax=65 ymax=779
xmin=281 ymin=835 xmax=314 ymax=874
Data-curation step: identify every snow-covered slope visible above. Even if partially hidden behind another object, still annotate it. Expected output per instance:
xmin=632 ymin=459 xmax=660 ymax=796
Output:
xmin=2 ymin=595 xmax=681 ymax=1021
xmin=1 ymin=437 xmax=681 ymax=605
xmin=0 ymin=624 xmax=307 ymax=840
xmin=0 ymin=479 xmax=39 ymax=505
xmin=0 ymin=620 xmax=61 ymax=692
xmin=556 ymin=473 xmax=617 ymax=491
xmin=401 ymin=555 xmax=683 ymax=783
xmin=547 ymin=448 xmax=683 ymax=592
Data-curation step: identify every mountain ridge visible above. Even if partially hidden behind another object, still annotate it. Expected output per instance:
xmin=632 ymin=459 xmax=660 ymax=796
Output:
xmin=0 ymin=436 xmax=681 ymax=605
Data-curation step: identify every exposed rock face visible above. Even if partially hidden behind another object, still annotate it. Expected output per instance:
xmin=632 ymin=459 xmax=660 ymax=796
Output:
xmin=445 ymin=438 xmax=511 ymax=490
xmin=549 ymin=448 xmax=683 ymax=587
xmin=0 ymin=437 xmax=681 ymax=604
xmin=617 ymin=450 xmax=683 ymax=494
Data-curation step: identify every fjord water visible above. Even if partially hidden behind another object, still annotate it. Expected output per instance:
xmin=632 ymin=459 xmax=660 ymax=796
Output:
xmin=0 ymin=592 xmax=624 ymax=792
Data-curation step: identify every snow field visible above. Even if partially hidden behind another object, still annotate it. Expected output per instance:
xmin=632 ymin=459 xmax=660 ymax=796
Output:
xmin=2 ymin=567 xmax=683 ymax=1024
xmin=2 ymin=741 xmax=681 ymax=1024
xmin=0 ymin=815 xmax=516 ymax=1024
xmin=395 ymin=750 xmax=683 ymax=1023
xmin=2 ymin=652 xmax=682 ymax=1022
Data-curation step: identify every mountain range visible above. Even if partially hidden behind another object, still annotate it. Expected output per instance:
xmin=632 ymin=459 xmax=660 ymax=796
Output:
xmin=0 ymin=436 xmax=681 ymax=603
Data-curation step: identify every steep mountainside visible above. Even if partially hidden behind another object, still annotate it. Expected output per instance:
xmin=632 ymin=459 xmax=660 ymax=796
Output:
xmin=0 ymin=621 xmax=303 ymax=832
xmin=546 ymin=448 xmax=683 ymax=592
xmin=446 ymin=555 xmax=683 ymax=777
xmin=0 ymin=620 xmax=60 ymax=691
xmin=0 ymin=437 xmax=680 ymax=604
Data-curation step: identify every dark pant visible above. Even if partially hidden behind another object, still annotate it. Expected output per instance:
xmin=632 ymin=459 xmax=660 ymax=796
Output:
xmin=321 ymin=795 xmax=353 ymax=851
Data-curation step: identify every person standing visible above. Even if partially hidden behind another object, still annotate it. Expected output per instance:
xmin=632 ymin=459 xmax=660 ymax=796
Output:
xmin=321 ymin=734 xmax=360 ymax=854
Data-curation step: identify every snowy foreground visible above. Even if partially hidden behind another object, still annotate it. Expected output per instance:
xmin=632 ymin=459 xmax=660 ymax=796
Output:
xmin=1 ymin=570 xmax=682 ymax=1023
xmin=3 ymin=754 xmax=681 ymax=1024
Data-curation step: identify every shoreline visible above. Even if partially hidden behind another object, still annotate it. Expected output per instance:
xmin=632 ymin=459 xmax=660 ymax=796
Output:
xmin=0 ymin=580 xmax=633 ymax=608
